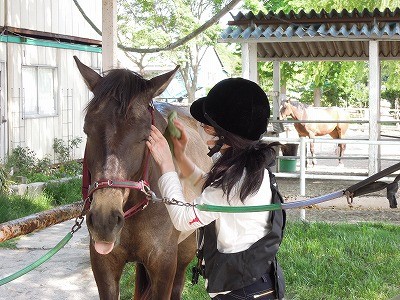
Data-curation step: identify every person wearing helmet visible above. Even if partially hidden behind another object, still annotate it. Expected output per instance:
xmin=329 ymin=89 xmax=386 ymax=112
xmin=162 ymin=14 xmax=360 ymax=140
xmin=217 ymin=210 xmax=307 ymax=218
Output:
xmin=147 ymin=78 xmax=285 ymax=300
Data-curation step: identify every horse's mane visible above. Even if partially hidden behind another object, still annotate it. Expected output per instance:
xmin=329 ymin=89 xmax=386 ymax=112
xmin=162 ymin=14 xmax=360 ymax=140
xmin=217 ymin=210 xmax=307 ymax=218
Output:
xmin=289 ymin=99 xmax=309 ymax=111
xmin=86 ymin=69 xmax=147 ymax=117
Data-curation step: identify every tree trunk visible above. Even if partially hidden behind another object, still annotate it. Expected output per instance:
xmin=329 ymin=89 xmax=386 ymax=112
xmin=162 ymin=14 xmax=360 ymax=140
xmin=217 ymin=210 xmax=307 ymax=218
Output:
xmin=314 ymin=87 xmax=322 ymax=107
xmin=0 ymin=202 xmax=83 ymax=242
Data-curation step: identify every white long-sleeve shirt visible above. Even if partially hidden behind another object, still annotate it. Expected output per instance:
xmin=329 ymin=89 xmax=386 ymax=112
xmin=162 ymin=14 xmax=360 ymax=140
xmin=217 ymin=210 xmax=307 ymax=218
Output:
xmin=158 ymin=166 xmax=273 ymax=254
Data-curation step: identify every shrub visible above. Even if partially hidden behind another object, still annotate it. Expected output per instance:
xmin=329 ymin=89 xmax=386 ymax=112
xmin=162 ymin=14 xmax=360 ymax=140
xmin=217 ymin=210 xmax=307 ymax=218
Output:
xmin=44 ymin=177 xmax=82 ymax=206
xmin=3 ymin=137 xmax=83 ymax=183
xmin=52 ymin=137 xmax=83 ymax=178
xmin=0 ymin=164 xmax=11 ymax=194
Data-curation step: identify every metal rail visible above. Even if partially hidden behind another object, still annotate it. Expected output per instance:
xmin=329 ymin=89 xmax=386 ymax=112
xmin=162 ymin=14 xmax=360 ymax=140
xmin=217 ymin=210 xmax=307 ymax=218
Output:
xmin=262 ymin=136 xmax=400 ymax=197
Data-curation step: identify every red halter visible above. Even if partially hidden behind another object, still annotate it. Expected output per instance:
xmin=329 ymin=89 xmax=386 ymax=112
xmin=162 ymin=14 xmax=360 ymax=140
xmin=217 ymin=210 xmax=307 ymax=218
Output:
xmin=81 ymin=104 xmax=155 ymax=219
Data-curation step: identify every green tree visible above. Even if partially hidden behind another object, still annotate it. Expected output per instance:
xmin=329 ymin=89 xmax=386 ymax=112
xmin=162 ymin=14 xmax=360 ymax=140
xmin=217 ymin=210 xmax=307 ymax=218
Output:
xmin=118 ymin=0 xmax=239 ymax=102
xmin=254 ymin=0 xmax=400 ymax=107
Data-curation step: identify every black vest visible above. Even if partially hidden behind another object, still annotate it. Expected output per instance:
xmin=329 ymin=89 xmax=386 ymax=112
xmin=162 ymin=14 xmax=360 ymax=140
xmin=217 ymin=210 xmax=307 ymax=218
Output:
xmin=202 ymin=171 xmax=286 ymax=298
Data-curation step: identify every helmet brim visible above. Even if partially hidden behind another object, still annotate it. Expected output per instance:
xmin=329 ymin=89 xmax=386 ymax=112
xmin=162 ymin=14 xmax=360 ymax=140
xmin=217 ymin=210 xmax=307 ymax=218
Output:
xmin=190 ymin=96 xmax=210 ymax=125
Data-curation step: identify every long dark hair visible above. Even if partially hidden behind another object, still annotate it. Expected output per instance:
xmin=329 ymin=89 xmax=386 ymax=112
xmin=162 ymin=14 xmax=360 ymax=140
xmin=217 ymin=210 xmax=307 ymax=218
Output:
xmin=203 ymin=131 xmax=279 ymax=203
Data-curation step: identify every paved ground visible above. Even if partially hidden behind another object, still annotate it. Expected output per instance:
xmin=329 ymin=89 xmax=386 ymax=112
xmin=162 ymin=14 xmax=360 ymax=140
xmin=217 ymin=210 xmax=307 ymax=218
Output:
xmin=0 ymin=220 xmax=98 ymax=300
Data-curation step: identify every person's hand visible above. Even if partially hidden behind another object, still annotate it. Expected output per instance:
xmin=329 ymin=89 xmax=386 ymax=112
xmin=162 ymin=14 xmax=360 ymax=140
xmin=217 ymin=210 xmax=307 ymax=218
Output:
xmin=146 ymin=125 xmax=175 ymax=174
xmin=171 ymin=119 xmax=188 ymax=162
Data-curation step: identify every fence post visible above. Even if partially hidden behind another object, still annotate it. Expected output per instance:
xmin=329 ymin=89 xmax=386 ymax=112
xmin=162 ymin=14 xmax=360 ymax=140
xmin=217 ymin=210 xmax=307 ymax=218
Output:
xmin=299 ymin=137 xmax=306 ymax=221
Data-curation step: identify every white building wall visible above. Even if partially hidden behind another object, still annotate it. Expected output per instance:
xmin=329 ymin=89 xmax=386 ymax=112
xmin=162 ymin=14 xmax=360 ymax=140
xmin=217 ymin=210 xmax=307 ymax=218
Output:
xmin=1 ymin=0 xmax=102 ymax=161
xmin=7 ymin=0 xmax=101 ymax=40
xmin=0 ymin=0 xmax=4 ymax=27
xmin=6 ymin=44 xmax=100 ymax=160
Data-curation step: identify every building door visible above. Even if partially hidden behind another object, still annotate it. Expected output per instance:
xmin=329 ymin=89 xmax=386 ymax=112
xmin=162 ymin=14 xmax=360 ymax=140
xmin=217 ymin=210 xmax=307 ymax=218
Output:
xmin=0 ymin=62 xmax=7 ymax=162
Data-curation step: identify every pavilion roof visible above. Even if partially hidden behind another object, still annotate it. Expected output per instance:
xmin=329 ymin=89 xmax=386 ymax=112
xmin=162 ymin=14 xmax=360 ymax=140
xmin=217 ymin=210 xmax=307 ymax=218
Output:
xmin=220 ymin=8 xmax=400 ymax=61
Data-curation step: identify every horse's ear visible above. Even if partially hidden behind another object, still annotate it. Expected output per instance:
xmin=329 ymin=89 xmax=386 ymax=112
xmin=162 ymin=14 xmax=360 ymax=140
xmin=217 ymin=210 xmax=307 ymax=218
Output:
xmin=148 ymin=66 xmax=180 ymax=98
xmin=74 ymin=56 xmax=102 ymax=92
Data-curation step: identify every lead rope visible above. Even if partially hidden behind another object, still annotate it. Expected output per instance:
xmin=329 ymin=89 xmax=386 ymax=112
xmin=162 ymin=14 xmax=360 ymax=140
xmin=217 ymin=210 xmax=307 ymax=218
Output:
xmin=146 ymin=160 xmax=400 ymax=212
xmin=0 ymin=215 xmax=85 ymax=286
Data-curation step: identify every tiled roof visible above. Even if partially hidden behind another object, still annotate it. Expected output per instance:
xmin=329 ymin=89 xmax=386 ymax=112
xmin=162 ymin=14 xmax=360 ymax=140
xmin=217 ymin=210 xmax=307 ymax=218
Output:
xmin=220 ymin=8 xmax=400 ymax=60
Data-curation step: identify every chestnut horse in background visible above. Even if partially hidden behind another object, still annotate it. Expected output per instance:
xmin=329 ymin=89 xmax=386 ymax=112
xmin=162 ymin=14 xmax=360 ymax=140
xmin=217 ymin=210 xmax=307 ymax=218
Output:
xmin=280 ymin=99 xmax=349 ymax=167
xmin=74 ymin=56 xmax=211 ymax=299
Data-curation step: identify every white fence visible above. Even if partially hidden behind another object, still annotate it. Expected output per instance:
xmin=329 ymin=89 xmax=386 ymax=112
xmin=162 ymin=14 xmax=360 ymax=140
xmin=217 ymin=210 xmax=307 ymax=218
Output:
xmin=261 ymin=136 xmax=400 ymax=197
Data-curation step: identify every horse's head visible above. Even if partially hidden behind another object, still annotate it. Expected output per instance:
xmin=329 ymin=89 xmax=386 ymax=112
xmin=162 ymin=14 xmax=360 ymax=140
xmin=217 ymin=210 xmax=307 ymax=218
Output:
xmin=279 ymin=99 xmax=294 ymax=119
xmin=74 ymin=56 xmax=178 ymax=254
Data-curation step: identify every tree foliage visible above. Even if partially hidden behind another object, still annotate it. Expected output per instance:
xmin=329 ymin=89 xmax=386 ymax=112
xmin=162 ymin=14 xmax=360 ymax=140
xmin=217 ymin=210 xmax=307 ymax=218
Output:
xmin=118 ymin=0 xmax=237 ymax=102
xmin=250 ymin=0 xmax=400 ymax=107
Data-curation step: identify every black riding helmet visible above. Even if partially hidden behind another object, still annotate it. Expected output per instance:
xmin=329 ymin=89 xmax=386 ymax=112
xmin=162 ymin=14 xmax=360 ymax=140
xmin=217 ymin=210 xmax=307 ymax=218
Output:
xmin=190 ymin=78 xmax=270 ymax=156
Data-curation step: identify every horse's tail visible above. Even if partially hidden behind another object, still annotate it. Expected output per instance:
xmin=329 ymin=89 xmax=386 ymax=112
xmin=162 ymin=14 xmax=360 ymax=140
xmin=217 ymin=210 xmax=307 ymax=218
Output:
xmin=134 ymin=263 xmax=151 ymax=300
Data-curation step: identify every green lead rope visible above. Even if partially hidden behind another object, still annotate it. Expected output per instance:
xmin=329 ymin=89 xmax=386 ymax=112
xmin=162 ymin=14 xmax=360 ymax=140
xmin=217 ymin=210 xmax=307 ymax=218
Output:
xmin=0 ymin=232 xmax=73 ymax=286
xmin=195 ymin=190 xmax=345 ymax=213
xmin=196 ymin=203 xmax=283 ymax=212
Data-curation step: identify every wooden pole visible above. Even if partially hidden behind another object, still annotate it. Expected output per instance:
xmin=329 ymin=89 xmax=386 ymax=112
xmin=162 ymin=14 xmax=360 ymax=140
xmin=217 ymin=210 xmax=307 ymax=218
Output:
xmin=0 ymin=202 xmax=84 ymax=242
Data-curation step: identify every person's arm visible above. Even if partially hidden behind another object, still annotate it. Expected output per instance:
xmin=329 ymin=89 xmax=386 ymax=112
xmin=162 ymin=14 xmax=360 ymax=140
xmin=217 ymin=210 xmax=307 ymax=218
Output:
xmin=147 ymin=125 xmax=217 ymax=231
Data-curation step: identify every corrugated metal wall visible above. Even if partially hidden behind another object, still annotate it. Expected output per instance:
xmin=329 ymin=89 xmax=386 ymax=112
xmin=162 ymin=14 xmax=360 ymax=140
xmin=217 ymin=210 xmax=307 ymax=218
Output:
xmin=6 ymin=0 xmax=101 ymax=40
xmin=0 ymin=0 xmax=102 ymax=162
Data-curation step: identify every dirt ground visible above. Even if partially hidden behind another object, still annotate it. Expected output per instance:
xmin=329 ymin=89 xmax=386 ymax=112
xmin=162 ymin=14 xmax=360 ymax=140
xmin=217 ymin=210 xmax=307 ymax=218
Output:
xmin=273 ymin=124 xmax=400 ymax=225
xmin=277 ymin=177 xmax=400 ymax=225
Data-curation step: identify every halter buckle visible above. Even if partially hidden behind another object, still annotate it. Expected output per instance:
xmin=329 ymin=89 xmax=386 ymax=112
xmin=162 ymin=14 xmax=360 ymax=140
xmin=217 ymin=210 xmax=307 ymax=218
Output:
xmin=140 ymin=180 xmax=151 ymax=196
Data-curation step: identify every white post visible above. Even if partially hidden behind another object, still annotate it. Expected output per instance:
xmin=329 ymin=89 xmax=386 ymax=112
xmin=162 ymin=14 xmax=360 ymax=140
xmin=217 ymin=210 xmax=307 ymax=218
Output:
xmin=241 ymin=43 xmax=258 ymax=83
xmin=299 ymin=137 xmax=306 ymax=221
xmin=368 ymin=40 xmax=381 ymax=175
xmin=273 ymin=61 xmax=280 ymax=121
xmin=102 ymin=0 xmax=118 ymax=72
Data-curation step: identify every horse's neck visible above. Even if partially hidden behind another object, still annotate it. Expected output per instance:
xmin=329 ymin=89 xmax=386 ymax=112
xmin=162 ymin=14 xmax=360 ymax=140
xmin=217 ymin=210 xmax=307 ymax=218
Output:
xmin=291 ymin=104 xmax=306 ymax=120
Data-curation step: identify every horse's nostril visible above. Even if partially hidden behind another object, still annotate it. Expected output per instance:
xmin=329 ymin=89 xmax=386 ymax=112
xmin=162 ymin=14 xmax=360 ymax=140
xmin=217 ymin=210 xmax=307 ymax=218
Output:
xmin=116 ymin=214 xmax=124 ymax=228
xmin=86 ymin=212 xmax=94 ymax=228
xmin=110 ymin=211 xmax=124 ymax=229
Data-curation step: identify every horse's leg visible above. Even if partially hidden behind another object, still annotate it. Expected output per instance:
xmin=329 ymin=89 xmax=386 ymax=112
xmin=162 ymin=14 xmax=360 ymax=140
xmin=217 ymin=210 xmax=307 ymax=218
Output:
xmin=90 ymin=243 xmax=127 ymax=300
xmin=307 ymin=133 xmax=317 ymax=167
xmin=171 ymin=233 xmax=196 ymax=300
xmin=309 ymin=142 xmax=317 ymax=166
xmin=330 ymin=127 xmax=345 ymax=167
xmin=338 ymin=143 xmax=346 ymax=167
xmin=143 ymin=248 xmax=179 ymax=299
xmin=338 ymin=124 xmax=348 ymax=167
xmin=134 ymin=263 xmax=151 ymax=300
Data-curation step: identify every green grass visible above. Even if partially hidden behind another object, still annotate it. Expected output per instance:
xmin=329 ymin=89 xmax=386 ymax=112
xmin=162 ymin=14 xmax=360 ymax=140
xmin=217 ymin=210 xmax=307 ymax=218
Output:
xmin=0 ymin=178 xmax=81 ymax=223
xmin=0 ymin=239 xmax=17 ymax=249
xmin=119 ymin=260 xmax=208 ymax=300
xmin=43 ymin=177 xmax=82 ymax=206
xmin=120 ymin=221 xmax=400 ymax=300
xmin=279 ymin=222 xmax=400 ymax=300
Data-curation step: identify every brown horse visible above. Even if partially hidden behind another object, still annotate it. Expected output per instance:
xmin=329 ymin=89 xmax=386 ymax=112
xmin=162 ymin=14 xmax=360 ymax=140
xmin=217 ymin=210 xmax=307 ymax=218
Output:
xmin=74 ymin=56 xmax=211 ymax=299
xmin=279 ymin=99 xmax=349 ymax=167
